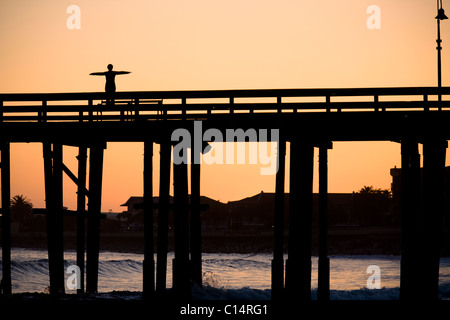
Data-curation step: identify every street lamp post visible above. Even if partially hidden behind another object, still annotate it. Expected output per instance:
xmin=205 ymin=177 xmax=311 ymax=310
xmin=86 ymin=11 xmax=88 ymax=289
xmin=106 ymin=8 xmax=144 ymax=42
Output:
xmin=436 ymin=0 xmax=448 ymax=103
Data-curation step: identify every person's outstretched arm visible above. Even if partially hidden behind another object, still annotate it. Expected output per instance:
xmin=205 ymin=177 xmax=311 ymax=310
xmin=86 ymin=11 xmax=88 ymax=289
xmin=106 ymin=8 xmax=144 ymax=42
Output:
xmin=89 ymin=72 xmax=106 ymax=76
xmin=115 ymin=71 xmax=131 ymax=75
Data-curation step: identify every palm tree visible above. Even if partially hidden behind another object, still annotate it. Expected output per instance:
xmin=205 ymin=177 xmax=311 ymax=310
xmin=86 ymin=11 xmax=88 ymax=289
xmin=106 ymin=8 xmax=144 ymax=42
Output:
xmin=352 ymin=186 xmax=393 ymax=226
xmin=357 ymin=185 xmax=392 ymax=197
xmin=11 ymin=194 xmax=34 ymax=229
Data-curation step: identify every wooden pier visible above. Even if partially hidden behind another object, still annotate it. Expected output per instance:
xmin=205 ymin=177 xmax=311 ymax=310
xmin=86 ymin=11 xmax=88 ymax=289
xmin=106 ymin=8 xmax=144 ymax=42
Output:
xmin=1 ymin=87 xmax=450 ymax=301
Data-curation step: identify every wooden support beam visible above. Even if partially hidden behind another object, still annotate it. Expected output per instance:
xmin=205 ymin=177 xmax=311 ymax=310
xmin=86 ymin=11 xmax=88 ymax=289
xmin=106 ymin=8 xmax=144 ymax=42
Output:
xmin=421 ymin=138 xmax=447 ymax=300
xmin=156 ymin=139 xmax=171 ymax=295
xmin=86 ymin=145 xmax=105 ymax=293
xmin=399 ymin=138 xmax=421 ymax=300
xmin=318 ymin=142 xmax=332 ymax=301
xmin=190 ymin=148 xmax=202 ymax=288
xmin=76 ymin=146 xmax=87 ymax=294
xmin=285 ymin=139 xmax=314 ymax=301
xmin=53 ymin=143 xmax=65 ymax=294
xmin=43 ymin=142 xmax=65 ymax=295
xmin=62 ymin=162 xmax=90 ymax=197
xmin=271 ymin=136 xmax=286 ymax=300
xmin=62 ymin=162 xmax=79 ymax=184
xmin=172 ymin=156 xmax=191 ymax=298
xmin=143 ymin=139 xmax=155 ymax=298
xmin=1 ymin=142 xmax=11 ymax=295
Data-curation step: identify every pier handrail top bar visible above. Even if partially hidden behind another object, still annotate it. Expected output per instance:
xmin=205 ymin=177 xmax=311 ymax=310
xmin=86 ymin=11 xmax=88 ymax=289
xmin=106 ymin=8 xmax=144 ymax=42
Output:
xmin=1 ymin=86 xmax=450 ymax=101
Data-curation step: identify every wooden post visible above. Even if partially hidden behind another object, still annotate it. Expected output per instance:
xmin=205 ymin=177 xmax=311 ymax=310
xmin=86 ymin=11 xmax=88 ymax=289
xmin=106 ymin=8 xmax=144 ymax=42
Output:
xmin=271 ymin=136 xmax=286 ymax=300
xmin=1 ymin=142 xmax=11 ymax=295
xmin=53 ymin=143 xmax=65 ymax=295
xmin=422 ymin=138 xmax=447 ymax=300
xmin=76 ymin=146 xmax=87 ymax=294
xmin=43 ymin=142 xmax=65 ymax=295
xmin=156 ymin=139 xmax=171 ymax=295
xmin=86 ymin=145 xmax=105 ymax=294
xmin=399 ymin=138 xmax=421 ymax=300
xmin=43 ymin=142 xmax=53 ymax=286
xmin=190 ymin=148 xmax=202 ymax=288
xmin=285 ymin=139 xmax=314 ymax=301
xmin=143 ymin=140 xmax=155 ymax=297
xmin=42 ymin=100 xmax=47 ymax=123
xmin=318 ymin=143 xmax=332 ymax=301
xmin=181 ymin=98 xmax=187 ymax=120
xmin=172 ymin=155 xmax=191 ymax=298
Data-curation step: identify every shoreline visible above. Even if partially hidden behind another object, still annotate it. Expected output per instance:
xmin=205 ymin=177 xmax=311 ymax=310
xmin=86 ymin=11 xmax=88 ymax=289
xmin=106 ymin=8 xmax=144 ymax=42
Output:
xmin=5 ymin=228 xmax=406 ymax=255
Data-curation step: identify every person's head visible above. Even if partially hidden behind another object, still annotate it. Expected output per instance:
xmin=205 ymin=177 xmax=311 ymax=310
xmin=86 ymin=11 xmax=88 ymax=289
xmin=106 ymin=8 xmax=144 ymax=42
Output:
xmin=107 ymin=64 xmax=113 ymax=71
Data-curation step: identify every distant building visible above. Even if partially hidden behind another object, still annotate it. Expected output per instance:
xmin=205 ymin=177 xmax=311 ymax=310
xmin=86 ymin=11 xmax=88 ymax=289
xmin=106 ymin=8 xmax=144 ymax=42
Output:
xmin=119 ymin=191 xmax=360 ymax=233
xmin=120 ymin=196 xmax=145 ymax=215
xmin=227 ymin=191 xmax=271 ymax=231
xmin=119 ymin=195 xmax=228 ymax=232
xmin=119 ymin=196 xmax=147 ymax=232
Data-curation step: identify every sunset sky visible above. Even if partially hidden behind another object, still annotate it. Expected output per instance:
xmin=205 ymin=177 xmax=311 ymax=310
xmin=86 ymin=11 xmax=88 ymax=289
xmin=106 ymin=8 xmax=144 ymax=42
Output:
xmin=0 ymin=0 xmax=448 ymax=212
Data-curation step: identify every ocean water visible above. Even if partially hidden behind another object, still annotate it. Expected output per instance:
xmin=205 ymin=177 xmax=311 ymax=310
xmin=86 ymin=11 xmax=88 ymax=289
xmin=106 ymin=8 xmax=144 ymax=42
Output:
xmin=2 ymin=248 xmax=450 ymax=300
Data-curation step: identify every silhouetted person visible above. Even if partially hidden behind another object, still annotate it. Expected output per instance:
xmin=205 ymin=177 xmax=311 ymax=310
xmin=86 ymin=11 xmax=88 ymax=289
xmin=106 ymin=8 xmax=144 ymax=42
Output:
xmin=90 ymin=64 xmax=131 ymax=105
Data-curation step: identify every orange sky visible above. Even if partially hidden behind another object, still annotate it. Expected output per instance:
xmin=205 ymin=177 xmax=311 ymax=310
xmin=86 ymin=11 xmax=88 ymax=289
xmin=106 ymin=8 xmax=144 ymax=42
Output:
xmin=0 ymin=0 xmax=448 ymax=212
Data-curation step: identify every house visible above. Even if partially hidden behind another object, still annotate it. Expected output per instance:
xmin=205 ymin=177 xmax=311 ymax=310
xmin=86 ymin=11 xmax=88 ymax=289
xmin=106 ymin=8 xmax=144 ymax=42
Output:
xmin=119 ymin=190 xmax=389 ymax=233
xmin=119 ymin=196 xmax=146 ymax=232
xmin=119 ymin=195 xmax=228 ymax=232
xmin=120 ymin=196 xmax=144 ymax=215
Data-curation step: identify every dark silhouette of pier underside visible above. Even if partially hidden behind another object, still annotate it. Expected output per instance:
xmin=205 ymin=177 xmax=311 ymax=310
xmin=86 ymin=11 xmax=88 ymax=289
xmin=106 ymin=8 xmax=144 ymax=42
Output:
xmin=1 ymin=86 xmax=450 ymax=302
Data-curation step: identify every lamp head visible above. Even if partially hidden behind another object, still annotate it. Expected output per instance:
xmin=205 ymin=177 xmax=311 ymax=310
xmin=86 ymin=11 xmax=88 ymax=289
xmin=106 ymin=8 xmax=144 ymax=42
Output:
xmin=436 ymin=8 xmax=448 ymax=20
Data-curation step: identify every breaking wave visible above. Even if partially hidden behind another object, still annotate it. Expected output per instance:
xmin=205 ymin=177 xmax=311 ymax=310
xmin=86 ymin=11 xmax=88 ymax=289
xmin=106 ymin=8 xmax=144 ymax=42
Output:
xmin=3 ymin=249 xmax=450 ymax=300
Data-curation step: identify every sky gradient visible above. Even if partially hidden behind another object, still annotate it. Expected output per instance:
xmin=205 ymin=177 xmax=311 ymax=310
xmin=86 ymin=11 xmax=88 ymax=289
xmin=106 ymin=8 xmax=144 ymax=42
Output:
xmin=0 ymin=0 xmax=448 ymax=212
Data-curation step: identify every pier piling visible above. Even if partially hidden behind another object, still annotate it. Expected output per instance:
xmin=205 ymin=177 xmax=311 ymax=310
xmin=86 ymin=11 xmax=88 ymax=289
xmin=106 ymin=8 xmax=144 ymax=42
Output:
xmin=143 ymin=139 xmax=155 ymax=297
xmin=1 ymin=142 xmax=11 ymax=295
xmin=399 ymin=138 xmax=421 ymax=300
xmin=318 ymin=142 xmax=332 ymax=301
xmin=190 ymin=148 xmax=202 ymax=288
xmin=421 ymin=138 xmax=447 ymax=300
xmin=271 ymin=135 xmax=286 ymax=300
xmin=86 ymin=144 xmax=105 ymax=294
xmin=172 ymin=154 xmax=191 ymax=298
xmin=76 ymin=145 xmax=87 ymax=294
xmin=156 ymin=138 xmax=171 ymax=295
xmin=43 ymin=142 xmax=65 ymax=295
xmin=286 ymin=139 xmax=314 ymax=301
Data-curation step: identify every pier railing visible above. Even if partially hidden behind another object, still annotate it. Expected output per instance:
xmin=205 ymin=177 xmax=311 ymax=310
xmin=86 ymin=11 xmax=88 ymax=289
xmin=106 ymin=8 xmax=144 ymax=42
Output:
xmin=0 ymin=87 xmax=450 ymax=123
